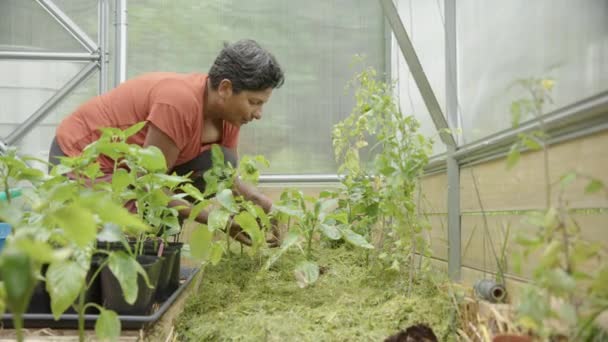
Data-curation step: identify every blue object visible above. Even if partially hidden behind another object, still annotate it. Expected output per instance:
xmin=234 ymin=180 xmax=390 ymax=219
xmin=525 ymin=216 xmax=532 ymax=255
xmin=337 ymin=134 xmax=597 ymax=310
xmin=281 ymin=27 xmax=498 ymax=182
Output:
xmin=0 ymin=222 xmax=11 ymax=252
xmin=0 ymin=188 xmax=22 ymax=202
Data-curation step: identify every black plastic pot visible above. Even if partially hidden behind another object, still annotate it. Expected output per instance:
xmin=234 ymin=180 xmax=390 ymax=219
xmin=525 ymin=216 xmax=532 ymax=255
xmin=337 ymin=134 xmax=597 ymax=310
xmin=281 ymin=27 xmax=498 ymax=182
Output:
xmin=1 ymin=266 xmax=201 ymax=330
xmin=26 ymin=280 xmax=51 ymax=314
xmin=143 ymin=245 xmax=179 ymax=301
xmin=166 ymin=242 xmax=184 ymax=294
xmin=100 ymin=255 xmax=162 ymax=315
xmin=140 ymin=240 xmax=183 ymax=299
xmin=26 ymin=264 xmax=51 ymax=314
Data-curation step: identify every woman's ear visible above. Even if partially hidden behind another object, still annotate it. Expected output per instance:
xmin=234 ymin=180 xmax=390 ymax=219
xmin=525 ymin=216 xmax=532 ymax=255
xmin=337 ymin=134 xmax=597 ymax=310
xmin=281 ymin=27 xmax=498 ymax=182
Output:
xmin=218 ymin=79 xmax=233 ymax=98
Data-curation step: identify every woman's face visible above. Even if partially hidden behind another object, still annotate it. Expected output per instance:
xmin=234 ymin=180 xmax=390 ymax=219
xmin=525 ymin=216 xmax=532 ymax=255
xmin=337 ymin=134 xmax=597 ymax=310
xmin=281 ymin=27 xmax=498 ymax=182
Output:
xmin=219 ymin=81 xmax=273 ymax=127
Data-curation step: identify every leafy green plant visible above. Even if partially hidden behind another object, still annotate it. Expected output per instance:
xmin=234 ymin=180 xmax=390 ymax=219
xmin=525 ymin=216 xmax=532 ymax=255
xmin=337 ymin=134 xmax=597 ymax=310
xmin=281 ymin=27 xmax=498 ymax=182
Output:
xmin=514 ymin=174 xmax=608 ymax=340
xmin=193 ymin=145 xmax=271 ymax=258
xmin=268 ymin=188 xmax=372 ymax=288
xmin=0 ymin=144 xmax=148 ymax=341
xmin=505 ymin=79 xmax=608 ymax=339
xmin=507 ymin=78 xmax=555 ymax=207
xmin=332 ymin=66 xmax=432 ymax=292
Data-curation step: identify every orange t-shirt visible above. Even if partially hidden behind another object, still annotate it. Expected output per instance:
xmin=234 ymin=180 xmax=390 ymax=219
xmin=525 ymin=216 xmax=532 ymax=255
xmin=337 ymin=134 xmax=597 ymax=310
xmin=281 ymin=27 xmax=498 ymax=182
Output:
xmin=56 ymin=72 xmax=239 ymax=172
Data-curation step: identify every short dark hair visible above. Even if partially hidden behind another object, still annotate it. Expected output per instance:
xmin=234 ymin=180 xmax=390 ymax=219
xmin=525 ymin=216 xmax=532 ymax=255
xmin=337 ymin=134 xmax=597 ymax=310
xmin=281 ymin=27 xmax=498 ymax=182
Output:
xmin=208 ymin=39 xmax=284 ymax=93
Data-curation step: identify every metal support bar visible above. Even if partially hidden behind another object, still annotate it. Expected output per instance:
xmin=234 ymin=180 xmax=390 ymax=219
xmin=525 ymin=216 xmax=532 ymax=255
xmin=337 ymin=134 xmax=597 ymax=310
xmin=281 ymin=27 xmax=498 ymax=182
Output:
xmin=447 ymin=149 xmax=461 ymax=281
xmin=445 ymin=0 xmax=461 ymax=281
xmin=114 ymin=0 xmax=128 ymax=86
xmin=259 ymin=174 xmax=341 ymax=184
xmin=453 ymin=90 xmax=608 ymax=161
xmin=98 ymin=0 xmax=110 ymax=93
xmin=36 ymin=0 xmax=98 ymax=53
xmin=4 ymin=63 xmax=99 ymax=146
xmin=423 ymin=90 xmax=608 ymax=174
xmin=379 ymin=0 xmax=456 ymax=148
xmin=0 ymin=51 xmax=100 ymax=61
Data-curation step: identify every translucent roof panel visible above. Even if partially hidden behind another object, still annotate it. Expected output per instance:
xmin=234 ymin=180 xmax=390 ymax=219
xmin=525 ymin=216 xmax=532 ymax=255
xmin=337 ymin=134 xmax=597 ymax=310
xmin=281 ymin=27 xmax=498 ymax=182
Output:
xmin=53 ymin=0 xmax=99 ymax=45
xmin=128 ymin=0 xmax=386 ymax=174
xmin=0 ymin=60 xmax=88 ymax=126
xmin=0 ymin=0 xmax=91 ymax=52
xmin=391 ymin=0 xmax=448 ymax=156
xmin=457 ymin=0 xmax=608 ymax=143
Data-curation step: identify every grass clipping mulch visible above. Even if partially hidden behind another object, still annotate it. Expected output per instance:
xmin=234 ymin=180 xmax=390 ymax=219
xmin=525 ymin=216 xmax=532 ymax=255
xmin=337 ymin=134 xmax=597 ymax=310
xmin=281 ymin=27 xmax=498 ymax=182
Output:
xmin=175 ymin=245 xmax=459 ymax=341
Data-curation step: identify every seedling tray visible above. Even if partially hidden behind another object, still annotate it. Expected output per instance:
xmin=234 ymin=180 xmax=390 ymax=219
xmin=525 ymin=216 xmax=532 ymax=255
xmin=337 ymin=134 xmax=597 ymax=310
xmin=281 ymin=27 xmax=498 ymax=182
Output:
xmin=1 ymin=266 xmax=201 ymax=330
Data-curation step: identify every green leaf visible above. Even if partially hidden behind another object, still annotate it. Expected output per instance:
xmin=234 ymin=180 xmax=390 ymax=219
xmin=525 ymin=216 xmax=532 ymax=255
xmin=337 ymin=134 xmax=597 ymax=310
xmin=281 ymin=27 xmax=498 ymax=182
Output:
xmin=209 ymin=244 xmax=224 ymax=265
xmin=208 ymin=209 xmax=231 ymax=231
xmin=506 ymin=144 xmax=521 ymax=169
xmin=318 ymin=223 xmax=341 ymax=240
xmin=522 ymin=135 xmax=542 ymax=150
xmin=123 ymin=121 xmax=146 ymax=138
xmin=0 ymin=283 xmax=6 ymax=315
xmin=591 ymin=266 xmax=608 ymax=296
xmin=341 ymin=228 xmax=374 ymax=249
xmin=216 ymin=189 xmax=238 ymax=213
xmin=180 ymin=183 xmax=206 ymax=202
xmin=111 ymin=168 xmax=133 ymax=193
xmin=318 ymin=198 xmax=338 ymax=215
xmin=152 ymin=173 xmax=191 ymax=187
xmin=514 ymin=235 xmax=543 ymax=253
xmin=571 ymin=241 xmax=600 ymax=265
xmin=190 ymin=225 xmax=213 ymax=260
xmin=234 ymin=211 xmax=264 ymax=247
xmin=510 ymin=101 xmax=522 ymax=128
xmin=14 ymin=239 xmax=70 ymax=264
xmin=188 ymin=200 xmax=211 ymax=221
xmin=264 ymin=232 xmax=300 ymax=270
xmin=94 ymin=142 xmax=130 ymax=161
xmin=53 ymin=204 xmax=96 ymax=247
xmin=137 ymin=146 xmax=167 ymax=172
xmin=48 ymin=182 xmax=78 ymax=204
xmin=543 ymin=208 xmax=559 ymax=231
xmin=1 ymin=251 xmax=37 ymax=315
xmin=559 ymin=172 xmax=577 ymax=189
xmin=108 ymin=252 xmax=150 ymax=304
xmin=585 ymin=179 xmax=603 ymax=194
xmin=294 ymin=260 xmax=319 ymax=288
xmin=327 ymin=212 xmax=348 ymax=224
xmin=46 ymin=261 xmax=87 ymax=319
xmin=210 ymin=144 xmax=225 ymax=166
xmin=273 ymin=204 xmax=304 ymax=218
xmin=80 ymin=194 xmax=149 ymax=234
xmin=542 ymin=268 xmax=576 ymax=295
xmin=538 ymin=240 xmax=562 ymax=269
xmin=97 ymin=223 xmax=125 ymax=243
xmin=95 ymin=308 xmax=121 ymax=341
xmin=254 ymin=205 xmax=271 ymax=229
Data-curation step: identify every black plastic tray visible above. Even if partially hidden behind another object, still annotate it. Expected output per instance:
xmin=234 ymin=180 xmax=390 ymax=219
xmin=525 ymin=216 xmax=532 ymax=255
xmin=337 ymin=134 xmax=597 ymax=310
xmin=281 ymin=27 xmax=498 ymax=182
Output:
xmin=1 ymin=266 xmax=201 ymax=330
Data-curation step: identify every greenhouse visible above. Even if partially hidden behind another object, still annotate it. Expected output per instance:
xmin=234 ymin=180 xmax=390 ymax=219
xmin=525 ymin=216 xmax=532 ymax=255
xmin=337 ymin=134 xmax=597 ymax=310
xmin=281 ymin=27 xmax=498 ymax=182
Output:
xmin=0 ymin=0 xmax=606 ymax=341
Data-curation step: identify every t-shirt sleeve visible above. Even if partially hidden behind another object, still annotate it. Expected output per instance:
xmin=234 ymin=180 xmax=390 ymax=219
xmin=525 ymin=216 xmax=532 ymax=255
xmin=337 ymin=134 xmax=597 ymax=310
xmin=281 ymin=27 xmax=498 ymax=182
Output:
xmin=147 ymin=103 xmax=194 ymax=151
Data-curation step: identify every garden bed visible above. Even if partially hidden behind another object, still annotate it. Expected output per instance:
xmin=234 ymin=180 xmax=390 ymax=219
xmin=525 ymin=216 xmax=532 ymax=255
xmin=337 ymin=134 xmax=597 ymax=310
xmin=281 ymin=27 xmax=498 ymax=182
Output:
xmin=175 ymin=245 xmax=458 ymax=341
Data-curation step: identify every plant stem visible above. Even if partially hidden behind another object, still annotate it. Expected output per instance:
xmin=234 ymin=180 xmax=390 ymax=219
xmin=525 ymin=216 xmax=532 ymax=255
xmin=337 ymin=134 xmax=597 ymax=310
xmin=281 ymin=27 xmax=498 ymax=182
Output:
xmin=77 ymin=288 xmax=86 ymax=342
xmin=306 ymin=225 xmax=315 ymax=260
xmin=4 ymin=176 xmax=11 ymax=203
xmin=14 ymin=312 xmax=24 ymax=342
xmin=530 ymin=86 xmax=551 ymax=208
xmin=407 ymin=235 xmax=416 ymax=296
xmin=87 ymin=258 xmax=109 ymax=290
xmin=225 ymin=220 xmax=232 ymax=257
